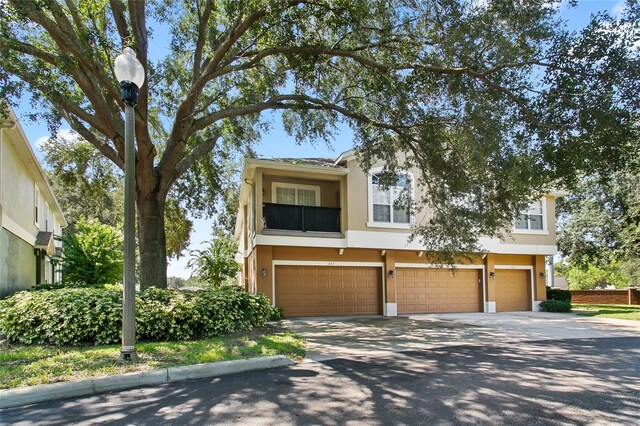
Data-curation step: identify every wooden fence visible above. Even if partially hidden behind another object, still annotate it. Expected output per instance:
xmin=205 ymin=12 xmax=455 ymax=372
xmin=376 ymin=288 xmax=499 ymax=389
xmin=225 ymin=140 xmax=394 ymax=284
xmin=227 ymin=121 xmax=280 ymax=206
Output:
xmin=570 ymin=288 xmax=639 ymax=305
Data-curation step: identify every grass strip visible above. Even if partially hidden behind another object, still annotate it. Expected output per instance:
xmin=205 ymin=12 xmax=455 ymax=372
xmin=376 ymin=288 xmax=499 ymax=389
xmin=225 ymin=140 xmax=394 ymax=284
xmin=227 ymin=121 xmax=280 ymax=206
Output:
xmin=0 ymin=325 xmax=305 ymax=389
xmin=574 ymin=304 xmax=640 ymax=322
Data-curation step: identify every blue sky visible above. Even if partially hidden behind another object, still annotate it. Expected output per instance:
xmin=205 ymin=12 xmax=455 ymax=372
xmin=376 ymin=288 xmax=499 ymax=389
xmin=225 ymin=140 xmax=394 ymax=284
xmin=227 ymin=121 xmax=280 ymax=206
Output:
xmin=11 ymin=0 xmax=626 ymax=278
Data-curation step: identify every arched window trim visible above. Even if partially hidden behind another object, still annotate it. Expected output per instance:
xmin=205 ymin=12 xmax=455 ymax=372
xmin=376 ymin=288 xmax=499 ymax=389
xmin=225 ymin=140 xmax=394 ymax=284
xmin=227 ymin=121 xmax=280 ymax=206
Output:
xmin=367 ymin=167 xmax=415 ymax=229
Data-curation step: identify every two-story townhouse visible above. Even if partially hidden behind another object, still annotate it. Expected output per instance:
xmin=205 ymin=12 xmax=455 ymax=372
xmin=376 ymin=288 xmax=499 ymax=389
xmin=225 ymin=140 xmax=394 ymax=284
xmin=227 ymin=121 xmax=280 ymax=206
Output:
xmin=1 ymin=105 xmax=67 ymax=298
xmin=235 ymin=150 xmax=562 ymax=318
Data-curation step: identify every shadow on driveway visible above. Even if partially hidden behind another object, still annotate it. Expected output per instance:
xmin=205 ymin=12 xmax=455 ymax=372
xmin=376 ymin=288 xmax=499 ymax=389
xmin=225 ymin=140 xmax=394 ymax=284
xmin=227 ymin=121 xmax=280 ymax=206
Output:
xmin=3 ymin=337 xmax=639 ymax=425
xmin=284 ymin=312 xmax=640 ymax=360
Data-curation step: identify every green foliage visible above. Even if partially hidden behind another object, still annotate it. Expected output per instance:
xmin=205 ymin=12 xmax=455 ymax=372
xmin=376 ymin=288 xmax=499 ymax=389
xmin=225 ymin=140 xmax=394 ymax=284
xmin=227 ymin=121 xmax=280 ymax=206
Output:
xmin=563 ymin=262 xmax=630 ymax=290
xmin=42 ymin=136 xmax=123 ymax=230
xmin=621 ymin=258 xmax=640 ymax=287
xmin=2 ymin=0 xmax=639 ymax=277
xmin=0 ymin=286 xmax=273 ymax=345
xmin=546 ymin=288 xmax=572 ymax=303
xmin=164 ymin=199 xmax=193 ymax=259
xmin=167 ymin=276 xmax=187 ymax=289
xmin=58 ymin=218 xmax=124 ymax=286
xmin=188 ymin=232 xmax=242 ymax=285
xmin=269 ymin=306 xmax=284 ymax=321
xmin=0 ymin=328 xmax=306 ymax=389
xmin=42 ymin=137 xmax=192 ymax=259
xmin=539 ymin=300 xmax=572 ymax=313
xmin=0 ymin=288 xmax=122 ymax=345
xmin=558 ymin=171 xmax=640 ymax=268
xmin=557 ymin=168 xmax=640 ymax=290
xmin=32 ymin=282 xmax=107 ymax=291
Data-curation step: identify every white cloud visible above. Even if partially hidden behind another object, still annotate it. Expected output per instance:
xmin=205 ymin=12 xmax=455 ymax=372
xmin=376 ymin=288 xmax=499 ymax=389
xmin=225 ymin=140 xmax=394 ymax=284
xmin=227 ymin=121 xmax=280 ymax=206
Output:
xmin=33 ymin=128 xmax=79 ymax=151
xmin=613 ymin=0 xmax=626 ymax=17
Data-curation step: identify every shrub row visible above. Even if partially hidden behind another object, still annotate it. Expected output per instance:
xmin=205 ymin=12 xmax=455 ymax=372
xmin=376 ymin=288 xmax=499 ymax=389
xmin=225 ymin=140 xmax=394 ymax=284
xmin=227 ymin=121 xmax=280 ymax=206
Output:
xmin=546 ymin=287 xmax=572 ymax=303
xmin=32 ymin=281 xmax=107 ymax=291
xmin=0 ymin=285 xmax=273 ymax=345
xmin=539 ymin=300 xmax=572 ymax=313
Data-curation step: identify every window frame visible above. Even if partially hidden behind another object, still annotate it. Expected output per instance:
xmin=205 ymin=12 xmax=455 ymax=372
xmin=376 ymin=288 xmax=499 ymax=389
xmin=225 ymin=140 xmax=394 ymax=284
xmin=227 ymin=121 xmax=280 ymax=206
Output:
xmin=34 ymin=184 xmax=40 ymax=227
xmin=512 ymin=198 xmax=548 ymax=235
xmin=271 ymin=182 xmax=321 ymax=206
xmin=367 ymin=167 xmax=415 ymax=229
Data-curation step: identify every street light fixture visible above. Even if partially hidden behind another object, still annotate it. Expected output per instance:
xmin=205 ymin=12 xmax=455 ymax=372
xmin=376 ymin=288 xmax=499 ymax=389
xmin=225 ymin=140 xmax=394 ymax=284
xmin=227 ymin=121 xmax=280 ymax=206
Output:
xmin=114 ymin=47 xmax=145 ymax=362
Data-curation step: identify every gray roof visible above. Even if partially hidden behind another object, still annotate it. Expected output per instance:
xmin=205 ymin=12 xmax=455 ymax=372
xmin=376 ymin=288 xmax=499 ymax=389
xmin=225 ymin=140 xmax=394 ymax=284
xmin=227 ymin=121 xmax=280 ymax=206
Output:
xmin=34 ymin=231 xmax=53 ymax=248
xmin=261 ymin=157 xmax=341 ymax=168
xmin=552 ymin=276 xmax=568 ymax=290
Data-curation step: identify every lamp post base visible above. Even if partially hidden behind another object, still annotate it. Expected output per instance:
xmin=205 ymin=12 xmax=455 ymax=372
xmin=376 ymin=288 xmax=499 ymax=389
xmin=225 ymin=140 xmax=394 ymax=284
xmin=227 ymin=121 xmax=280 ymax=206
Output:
xmin=119 ymin=346 xmax=138 ymax=362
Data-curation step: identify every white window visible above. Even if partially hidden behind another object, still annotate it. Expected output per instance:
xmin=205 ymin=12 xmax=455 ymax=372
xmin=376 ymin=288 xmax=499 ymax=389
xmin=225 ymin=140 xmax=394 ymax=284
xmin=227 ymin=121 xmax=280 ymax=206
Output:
xmin=272 ymin=183 xmax=320 ymax=206
xmin=248 ymin=185 xmax=255 ymax=236
xmin=44 ymin=203 xmax=49 ymax=231
xmin=34 ymin=184 xmax=40 ymax=227
xmin=514 ymin=199 xmax=545 ymax=232
xmin=368 ymin=170 xmax=413 ymax=227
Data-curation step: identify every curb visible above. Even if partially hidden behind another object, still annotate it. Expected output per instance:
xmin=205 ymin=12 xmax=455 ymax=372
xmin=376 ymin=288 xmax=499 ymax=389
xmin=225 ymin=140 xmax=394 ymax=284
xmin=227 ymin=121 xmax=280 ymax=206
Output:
xmin=0 ymin=355 xmax=294 ymax=410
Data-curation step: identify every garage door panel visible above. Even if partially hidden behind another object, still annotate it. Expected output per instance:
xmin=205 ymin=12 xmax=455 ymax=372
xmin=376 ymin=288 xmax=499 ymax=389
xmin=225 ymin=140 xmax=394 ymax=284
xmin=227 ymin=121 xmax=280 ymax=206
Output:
xmin=495 ymin=270 xmax=530 ymax=312
xmin=398 ymin=268 xmax=482 ymax=314
xmin=275 ymin=266 xmax=381 ymax=318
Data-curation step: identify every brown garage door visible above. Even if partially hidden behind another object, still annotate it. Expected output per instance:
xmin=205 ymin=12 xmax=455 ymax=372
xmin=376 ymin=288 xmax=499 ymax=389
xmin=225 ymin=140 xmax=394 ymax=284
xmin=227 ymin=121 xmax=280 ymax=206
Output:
xmin=495 ymin=269 xmax=530 ymax=312
xmin=275 ymin=266 xmax=381 ymax=317
xmin=397 ymin=268 xmax=482 ymax=314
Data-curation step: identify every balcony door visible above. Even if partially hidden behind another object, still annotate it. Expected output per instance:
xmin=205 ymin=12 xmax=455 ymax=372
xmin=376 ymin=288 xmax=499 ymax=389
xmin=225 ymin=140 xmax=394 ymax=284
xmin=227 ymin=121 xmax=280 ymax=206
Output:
xmin=273 ymin=183 xmax=320 ymax=206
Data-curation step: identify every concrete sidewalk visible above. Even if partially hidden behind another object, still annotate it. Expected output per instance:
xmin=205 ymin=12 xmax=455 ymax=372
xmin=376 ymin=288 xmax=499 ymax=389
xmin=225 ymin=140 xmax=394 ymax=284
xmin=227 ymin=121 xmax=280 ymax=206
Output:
xmin=0 ymin=355 xmax=294 ymax=409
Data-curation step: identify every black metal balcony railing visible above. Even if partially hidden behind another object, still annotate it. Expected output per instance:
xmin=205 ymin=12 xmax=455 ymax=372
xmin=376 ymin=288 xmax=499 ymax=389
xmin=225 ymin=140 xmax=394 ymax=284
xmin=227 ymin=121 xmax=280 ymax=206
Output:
xmin=263 ymin=203 xmax=341 ymax=233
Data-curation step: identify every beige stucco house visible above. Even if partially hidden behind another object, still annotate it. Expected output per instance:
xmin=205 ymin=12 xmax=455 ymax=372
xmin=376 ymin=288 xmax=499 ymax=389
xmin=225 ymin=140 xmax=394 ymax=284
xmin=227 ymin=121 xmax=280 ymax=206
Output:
xmin=235 ymin=150 xmax=561 ymax=318
xmin=1 ymin=106 xmax=67 ymax=298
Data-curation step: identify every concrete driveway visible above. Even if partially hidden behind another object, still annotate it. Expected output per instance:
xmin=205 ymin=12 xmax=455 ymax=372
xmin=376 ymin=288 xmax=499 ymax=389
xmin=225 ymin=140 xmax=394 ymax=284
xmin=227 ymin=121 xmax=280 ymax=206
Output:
xmin=3 ymin=313 xmax=639 ymax=425
xmin=284 ymin=312 xmax=640 ymax=361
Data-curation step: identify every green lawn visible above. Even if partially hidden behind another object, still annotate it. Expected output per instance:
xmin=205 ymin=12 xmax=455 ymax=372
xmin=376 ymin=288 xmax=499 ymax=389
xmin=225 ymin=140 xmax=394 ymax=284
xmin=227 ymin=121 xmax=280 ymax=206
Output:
xmin=574 ymin=304 xmax=640 ymax=321
xmin=0 ymin=326 xmax=305 ymax=389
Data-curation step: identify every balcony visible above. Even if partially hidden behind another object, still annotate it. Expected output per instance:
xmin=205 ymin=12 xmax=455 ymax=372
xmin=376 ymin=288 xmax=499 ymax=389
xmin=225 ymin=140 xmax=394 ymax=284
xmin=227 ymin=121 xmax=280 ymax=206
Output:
xmin=263 ymin=203 xmax=341 ymax=233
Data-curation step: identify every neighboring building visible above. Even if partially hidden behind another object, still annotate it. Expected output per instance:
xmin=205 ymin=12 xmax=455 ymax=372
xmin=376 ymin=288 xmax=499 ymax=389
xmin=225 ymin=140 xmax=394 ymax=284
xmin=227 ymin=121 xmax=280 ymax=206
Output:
xmin=235 ymin=150 xmax=564 ymax=318
xmin=551 ymin=276 xmax=568 ymax=290
xmin=1 ymin=106 xmax=67 ymax=298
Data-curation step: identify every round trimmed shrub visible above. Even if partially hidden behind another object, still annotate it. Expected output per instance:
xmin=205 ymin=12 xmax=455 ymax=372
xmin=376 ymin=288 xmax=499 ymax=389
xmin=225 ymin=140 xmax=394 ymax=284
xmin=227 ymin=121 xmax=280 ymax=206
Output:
xmin=539 ymin=300 xmax=572 ymax=313
xmin=0 ymin=286 xmax=273 ymax=345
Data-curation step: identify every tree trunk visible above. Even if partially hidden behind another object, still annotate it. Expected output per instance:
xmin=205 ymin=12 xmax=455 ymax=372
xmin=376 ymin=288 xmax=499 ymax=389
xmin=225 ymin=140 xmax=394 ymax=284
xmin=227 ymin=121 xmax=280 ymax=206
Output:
xmin=137 ymin=192 xmax=168 ymax=290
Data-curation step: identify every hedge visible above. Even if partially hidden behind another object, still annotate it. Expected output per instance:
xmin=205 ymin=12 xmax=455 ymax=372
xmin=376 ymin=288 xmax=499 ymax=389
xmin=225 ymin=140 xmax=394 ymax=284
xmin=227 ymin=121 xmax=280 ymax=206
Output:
xmin=546 ymin=287 xmax=572 ymax=303
xmin=0 ymin=285 xmax=273 ymax=345
xmin=539 ymin=300 xmax=572 ymax=313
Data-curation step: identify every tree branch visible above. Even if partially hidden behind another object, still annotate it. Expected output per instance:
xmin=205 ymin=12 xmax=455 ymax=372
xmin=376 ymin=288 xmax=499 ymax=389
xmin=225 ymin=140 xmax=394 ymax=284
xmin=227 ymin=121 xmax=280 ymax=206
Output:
xmin=4 ymin=59 xmax=124 ymax=155
xmin=109 ymin=0 xmax=130 ymax=41
xmin=64 ymin=0 xmax=89 ymax=35
xmin=173 ymin=132 xmax=221 ymax=181
xmin=189 ymin=94 xmax=416 ymax=135
xmin=8 ymin=0 xmax=122 ymax=132
xmin=3 ymin=38 xmax=59 ymax=65
xmin=192 ymin=0 xmax=216 ymax=81
xmin=159 ymin=4 xmax=282 ymax=179
xmin=59 ymin=110 xmax=125 ymax=170
xmin=475 ymin=75 xmax=552 ymax=129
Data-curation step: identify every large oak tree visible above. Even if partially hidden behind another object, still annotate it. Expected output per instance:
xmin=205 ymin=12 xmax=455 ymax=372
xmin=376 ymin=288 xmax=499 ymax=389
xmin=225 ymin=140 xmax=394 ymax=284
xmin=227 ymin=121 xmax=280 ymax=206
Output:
xmin=1 ymin=0 xmax=638 ymax=288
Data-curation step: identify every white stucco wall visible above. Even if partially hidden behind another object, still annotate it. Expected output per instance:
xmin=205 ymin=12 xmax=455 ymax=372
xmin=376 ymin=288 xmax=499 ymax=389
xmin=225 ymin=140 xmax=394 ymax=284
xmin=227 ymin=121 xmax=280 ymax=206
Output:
xmin=1 ymin=109 xmax=66 ymax=295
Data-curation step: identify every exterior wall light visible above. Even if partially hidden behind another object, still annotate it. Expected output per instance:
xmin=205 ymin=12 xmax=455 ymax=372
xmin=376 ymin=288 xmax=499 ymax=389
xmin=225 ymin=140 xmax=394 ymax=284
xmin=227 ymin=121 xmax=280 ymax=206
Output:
xmin=539 ymin=272 xmax=546 ymax=278
xmin=389 ymin=270 xmax=395 ymax=278
xmin=489 ymin=272 xmax=496 ymax=279
xmin=261 ymin=268 xmax=268 ymax=278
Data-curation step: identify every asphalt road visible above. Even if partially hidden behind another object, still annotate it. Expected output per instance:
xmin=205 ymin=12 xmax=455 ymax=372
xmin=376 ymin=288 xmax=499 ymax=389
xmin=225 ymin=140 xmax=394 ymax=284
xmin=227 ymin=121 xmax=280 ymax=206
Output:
xmin=2 ymin=337 xmax=639 ymax=425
